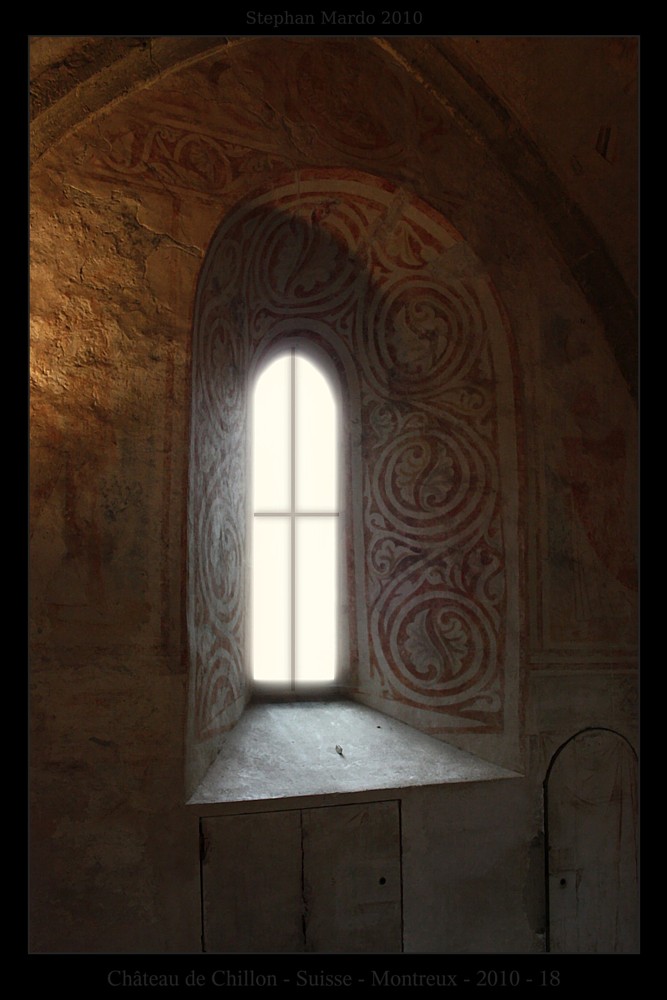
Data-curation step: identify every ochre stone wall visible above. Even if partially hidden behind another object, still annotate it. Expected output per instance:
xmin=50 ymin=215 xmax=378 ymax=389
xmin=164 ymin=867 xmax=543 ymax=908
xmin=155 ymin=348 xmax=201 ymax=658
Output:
xmin=30 ymin=37 xmax=637 ymax=953
xmin=29 ymin=172 xmax=200 ymax=950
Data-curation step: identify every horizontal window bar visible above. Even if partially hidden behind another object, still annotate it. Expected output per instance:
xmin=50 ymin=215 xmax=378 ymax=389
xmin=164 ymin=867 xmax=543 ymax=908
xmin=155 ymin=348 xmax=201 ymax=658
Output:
xmin=254 ymin=511 xmax=340 ymax=517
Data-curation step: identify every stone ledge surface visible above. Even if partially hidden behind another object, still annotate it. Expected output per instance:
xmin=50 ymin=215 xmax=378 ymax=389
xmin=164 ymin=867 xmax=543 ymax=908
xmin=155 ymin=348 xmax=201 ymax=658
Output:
xmin=189 ymin=700 xmax=521 ymax=806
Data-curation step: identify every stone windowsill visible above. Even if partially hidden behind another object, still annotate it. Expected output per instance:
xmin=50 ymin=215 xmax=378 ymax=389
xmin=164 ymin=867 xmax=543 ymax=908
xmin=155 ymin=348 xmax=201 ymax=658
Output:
xmin=188 ymin=699 xmax=521 ymax=808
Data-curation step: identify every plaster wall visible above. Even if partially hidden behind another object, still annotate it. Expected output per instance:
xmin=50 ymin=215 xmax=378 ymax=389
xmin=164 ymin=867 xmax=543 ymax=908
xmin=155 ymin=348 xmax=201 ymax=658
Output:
xmin=29 ymin=37 xmax=637 ymax=953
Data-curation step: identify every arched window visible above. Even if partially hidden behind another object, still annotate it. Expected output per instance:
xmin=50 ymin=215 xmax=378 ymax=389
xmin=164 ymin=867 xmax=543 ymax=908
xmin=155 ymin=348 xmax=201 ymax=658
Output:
xmin=251 ymin=346 xmax=340 ymax=689
xmin=188 ymin=178 xmax=521 ymax=785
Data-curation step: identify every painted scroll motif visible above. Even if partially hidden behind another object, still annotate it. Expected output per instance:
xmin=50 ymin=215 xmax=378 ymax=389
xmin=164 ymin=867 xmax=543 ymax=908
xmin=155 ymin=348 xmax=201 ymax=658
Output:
xmin=191 ymin=171 xmax=518 ymax=737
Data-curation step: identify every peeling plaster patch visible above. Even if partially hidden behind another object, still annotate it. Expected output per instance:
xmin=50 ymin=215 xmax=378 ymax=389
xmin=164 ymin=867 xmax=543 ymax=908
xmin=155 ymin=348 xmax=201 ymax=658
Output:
xmin=134 ymin=205 xmax=202 ymax=256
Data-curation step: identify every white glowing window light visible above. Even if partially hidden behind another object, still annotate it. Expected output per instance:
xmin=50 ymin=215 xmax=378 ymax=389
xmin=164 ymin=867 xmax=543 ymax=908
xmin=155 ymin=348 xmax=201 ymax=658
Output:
xmin=251 ymin=349 xmax=338 ymax=685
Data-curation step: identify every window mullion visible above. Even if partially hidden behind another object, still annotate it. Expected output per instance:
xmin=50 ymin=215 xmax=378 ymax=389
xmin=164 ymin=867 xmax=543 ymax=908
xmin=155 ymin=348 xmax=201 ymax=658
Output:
xmin=290 ymin=347 xmax=296 ymax=692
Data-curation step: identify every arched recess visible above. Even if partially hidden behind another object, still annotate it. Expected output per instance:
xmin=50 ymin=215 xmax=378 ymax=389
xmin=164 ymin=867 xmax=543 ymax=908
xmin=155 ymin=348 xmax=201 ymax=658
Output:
xmin=544 ymin=727 xmax=639 ymax=953
xmin=186 ymin=168 xmax=523 ymax=793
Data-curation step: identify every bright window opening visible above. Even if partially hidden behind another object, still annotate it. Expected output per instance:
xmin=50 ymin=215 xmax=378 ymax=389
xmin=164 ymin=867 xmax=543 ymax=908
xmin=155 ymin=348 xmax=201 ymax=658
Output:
xmin=251 ymin=348 xmax=339 ymax=686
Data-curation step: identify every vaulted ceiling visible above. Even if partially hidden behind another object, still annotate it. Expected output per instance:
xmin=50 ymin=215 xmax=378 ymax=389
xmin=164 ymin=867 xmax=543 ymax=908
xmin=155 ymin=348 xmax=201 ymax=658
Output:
xmin=30 ymin=35 xmax=638 ymax=396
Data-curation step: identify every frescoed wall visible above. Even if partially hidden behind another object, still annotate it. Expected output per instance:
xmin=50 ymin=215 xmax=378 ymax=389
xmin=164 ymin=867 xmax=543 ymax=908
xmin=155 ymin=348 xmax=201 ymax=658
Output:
xmin=188 ymin=172 xmax=521 ymax=784
xmin=30 ymin=36 xmax=637 ymax=953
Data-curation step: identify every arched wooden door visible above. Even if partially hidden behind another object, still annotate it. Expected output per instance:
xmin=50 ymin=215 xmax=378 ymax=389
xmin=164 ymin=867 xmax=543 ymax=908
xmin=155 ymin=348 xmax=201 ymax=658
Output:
xmin=545 ymin=728 xmax=638 ymax=953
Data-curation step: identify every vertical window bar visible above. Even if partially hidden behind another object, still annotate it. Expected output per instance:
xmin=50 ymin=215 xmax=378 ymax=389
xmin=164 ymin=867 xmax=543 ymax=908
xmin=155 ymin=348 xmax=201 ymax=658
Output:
xmin=290 ymin=347 xmax=296 ymax=692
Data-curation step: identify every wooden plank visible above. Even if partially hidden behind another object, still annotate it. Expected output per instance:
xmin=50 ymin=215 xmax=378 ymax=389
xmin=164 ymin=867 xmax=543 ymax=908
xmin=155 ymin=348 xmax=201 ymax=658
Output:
xmin=302 ymin=799 xmax=402 ymax=953
xmin=547 ymin=730 xmax=638 ymax=953
xmin=201 ymin=811 xmax=304 ymax=953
